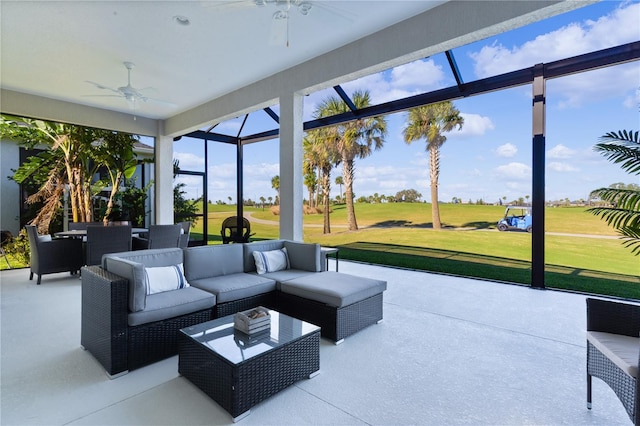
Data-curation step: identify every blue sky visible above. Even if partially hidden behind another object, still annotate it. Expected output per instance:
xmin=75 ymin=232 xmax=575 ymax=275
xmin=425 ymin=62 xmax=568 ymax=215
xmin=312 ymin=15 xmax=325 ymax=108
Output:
xmin=173 ymin=1 xmax=640 ymax=204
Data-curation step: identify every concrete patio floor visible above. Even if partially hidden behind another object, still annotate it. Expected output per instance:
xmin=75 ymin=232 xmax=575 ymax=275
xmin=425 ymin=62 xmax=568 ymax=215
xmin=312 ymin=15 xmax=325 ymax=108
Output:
xmin=0 ymin=259 xmax=634 ymax=425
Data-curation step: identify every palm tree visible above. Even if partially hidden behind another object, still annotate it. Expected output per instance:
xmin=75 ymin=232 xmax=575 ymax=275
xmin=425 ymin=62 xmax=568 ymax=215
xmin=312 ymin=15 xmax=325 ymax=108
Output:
xmin=303 ymin=168 xmax=318 ymax=209
xmin=403 ymin=101 xmax=464 ymax=229
xmin=587 ymin=130 xmax=640 ymax=255
xmin=335 ymin=176 xmax=344 ymax=202
xmin=303 ymin=132 xmax=340 ymax=234
xmin=313 ymin=90 xmax=387 ymax=231
xmin=271 ymin=175 xmax=280 ymax=205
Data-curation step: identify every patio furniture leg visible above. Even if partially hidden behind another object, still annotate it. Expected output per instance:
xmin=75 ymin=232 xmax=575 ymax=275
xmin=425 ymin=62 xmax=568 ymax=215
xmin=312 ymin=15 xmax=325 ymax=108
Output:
xmin=29 ymin=272 xmax=33 ymax=280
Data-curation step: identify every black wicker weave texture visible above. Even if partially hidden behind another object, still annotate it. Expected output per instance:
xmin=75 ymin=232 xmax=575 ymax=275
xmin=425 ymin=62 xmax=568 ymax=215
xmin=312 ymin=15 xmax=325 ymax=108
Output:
xmin=586 ymin=297 xmax=640 ymax=425
xmin=81 ymin=266 xmax=129 ymax=376
xmin=81 ymin=265 xmax=213 ymax=376
xmin=178 ymin=327 xmax=320 ymax=419
xmin=587 ymin=341 xmax=636 ymax=421
xmin=278 ymin=292 xmax=383 ymax=342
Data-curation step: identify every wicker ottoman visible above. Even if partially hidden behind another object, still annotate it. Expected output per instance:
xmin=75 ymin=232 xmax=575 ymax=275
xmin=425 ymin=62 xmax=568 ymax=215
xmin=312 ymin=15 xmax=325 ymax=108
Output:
xmin=278 ymin=271 xmax=386 ymax=344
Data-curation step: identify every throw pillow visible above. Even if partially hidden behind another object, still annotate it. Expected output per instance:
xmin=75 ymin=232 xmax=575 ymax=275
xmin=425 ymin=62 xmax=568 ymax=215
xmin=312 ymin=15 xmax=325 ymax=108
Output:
xmin=253 ymin=248 xmax=290 ymax=274
xmin=145 ymin=263 xmax=190 ymax=295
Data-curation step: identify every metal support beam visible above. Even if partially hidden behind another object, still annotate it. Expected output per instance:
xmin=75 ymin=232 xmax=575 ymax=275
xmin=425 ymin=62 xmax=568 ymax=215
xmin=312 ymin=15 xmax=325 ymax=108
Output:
xmin=333 ymin=85 xmax=358 ymax=112
xmin=235 ymin=138 xmax=244 ymax=242
xmin=263 ymin=107 xmax=280 ymax=124
xmin=237 ymin=114 xmax=249 ymax=138
xmin=531 ymin=64 xmax=546 ymax=289
xmin=184 ymin=42 xmax=639 ymax=145
xmin=445 ymin=50 xmax=464 ymax=87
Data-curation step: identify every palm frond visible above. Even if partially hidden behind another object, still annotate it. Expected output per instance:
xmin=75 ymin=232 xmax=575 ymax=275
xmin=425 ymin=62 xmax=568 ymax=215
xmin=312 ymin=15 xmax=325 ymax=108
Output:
xmin=594 ymin=130 xmax=640 ymax=175
xmin=619 ymin=226 xmax=640 ymax=255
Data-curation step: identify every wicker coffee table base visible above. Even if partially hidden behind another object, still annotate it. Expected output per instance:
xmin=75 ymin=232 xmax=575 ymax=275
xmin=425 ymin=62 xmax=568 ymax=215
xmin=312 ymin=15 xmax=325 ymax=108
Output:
xmin=178 ymin=327 xmax=320 ymax=421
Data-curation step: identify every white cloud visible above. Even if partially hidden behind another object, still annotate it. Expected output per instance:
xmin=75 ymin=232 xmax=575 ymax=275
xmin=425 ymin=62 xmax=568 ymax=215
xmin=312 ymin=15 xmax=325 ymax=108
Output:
xmin=470 ymin=3 xmax=640 ymax=108
xmin=471 ymin=3 xmax=640 ymax=78
xmin=494 ymin=162 xmax=531 ymax=180
xmin=496 ymin=143 xmax=517 ymax=158
xmin=547 ymin=144 xmax=575 ymax=159
xmin=173 ymin=152 xmax=204 ymax=170
xmin=243 ymin=162 xmax=279 ymax=177
xmin=208 ymin=162 xmax=236 ymax=178
xmin=356 ymin=165 xmax=397 ymax=178
xmin=389 ymin=59 xmax=446 ymax=91
xmin=447 ymin=113 xmax=494 ymax=138
xmin=548 ymin=162 xmax=579 ymax=172
xmin=304 ymin=59 xmax=448 ymax=115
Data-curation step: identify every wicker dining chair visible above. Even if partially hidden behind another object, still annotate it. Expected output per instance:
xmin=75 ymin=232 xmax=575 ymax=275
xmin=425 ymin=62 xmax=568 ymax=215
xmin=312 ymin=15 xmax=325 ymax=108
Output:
xmin=25 ymin=225 xmax=83 ymax=284
xmin=68 ymin=222 xmax=97 ymax=231
xmin=85 ymin=224 xmax=132 ymax=266
xmin=133 ymin=224 xmax=182 ymax=250
xmin=586 ymin=297 xmax=640 ymax=424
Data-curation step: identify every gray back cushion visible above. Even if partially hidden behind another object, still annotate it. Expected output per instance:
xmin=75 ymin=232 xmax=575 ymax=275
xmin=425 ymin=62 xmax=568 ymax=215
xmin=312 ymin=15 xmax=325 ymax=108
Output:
xmin=184 ymin=244 xmax=244 ymax=281
xmin=103 ymin=248 xmax=184 ymax=312
xmin=242 ymin=240 xmax=285 ymax=272
xmin=283 ymin=241 xmax=321 ymax=272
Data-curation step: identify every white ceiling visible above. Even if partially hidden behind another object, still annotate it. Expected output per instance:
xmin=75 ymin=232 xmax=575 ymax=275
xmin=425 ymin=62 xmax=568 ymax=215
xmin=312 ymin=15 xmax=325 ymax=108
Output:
xmin=1 ymin=1 xmax=446 ymax=121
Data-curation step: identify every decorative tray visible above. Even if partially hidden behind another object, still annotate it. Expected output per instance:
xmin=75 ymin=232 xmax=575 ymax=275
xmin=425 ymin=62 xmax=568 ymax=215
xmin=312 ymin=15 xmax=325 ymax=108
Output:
xmin=233 ymin=306 xmax=271 ymax=335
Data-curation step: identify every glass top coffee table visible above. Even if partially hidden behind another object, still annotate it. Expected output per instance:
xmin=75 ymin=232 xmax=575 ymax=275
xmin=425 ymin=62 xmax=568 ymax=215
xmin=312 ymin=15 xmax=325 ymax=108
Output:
xmin=178 ymin=310 xmax=320 ymax=422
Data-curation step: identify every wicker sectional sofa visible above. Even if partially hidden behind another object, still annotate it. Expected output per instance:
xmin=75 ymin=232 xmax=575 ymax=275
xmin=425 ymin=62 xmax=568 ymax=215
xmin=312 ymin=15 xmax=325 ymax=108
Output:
xmin=81 ymin=240 xmax=386 ymax=377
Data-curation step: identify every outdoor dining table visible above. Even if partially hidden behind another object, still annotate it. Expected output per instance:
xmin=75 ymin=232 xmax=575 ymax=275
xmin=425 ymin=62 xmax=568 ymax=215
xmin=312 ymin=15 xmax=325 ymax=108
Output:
xmin=55 ymin=228 xmax=148 ymax=239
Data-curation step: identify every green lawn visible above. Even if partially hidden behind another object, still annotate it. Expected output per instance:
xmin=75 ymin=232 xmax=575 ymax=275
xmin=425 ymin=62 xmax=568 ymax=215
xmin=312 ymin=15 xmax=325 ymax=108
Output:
xmin=195 ymin=203 xmax=639 ymax=299
xmin=6 ymin=203 xmax=638 ymax=299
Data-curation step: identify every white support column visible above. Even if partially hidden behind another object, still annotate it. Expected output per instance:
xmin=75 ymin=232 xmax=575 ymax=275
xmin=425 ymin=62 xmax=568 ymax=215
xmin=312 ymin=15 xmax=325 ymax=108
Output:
xmin=279 ymin=92 xmax=304 ymax=241
xmin=155 ymin=135 xmax=174 ymax=225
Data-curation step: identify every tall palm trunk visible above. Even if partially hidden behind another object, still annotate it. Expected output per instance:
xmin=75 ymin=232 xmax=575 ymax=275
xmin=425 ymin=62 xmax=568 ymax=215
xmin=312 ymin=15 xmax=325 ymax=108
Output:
xmin=315 ymin=166 xmax=321 ymax=208
xmin=429 ymin=144 xmax=441 ymax=229
xmin=321 ymin=166 xmax=331 ymax=234
xmin=308 ymin=187 xmax=314 ymax=209
xmin=343 ymin=158 xmax=358 ymax=231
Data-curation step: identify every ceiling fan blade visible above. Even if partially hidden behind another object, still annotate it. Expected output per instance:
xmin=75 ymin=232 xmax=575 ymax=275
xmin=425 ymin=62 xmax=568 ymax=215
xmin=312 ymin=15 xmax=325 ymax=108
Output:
xmin=85 ymin=80 xmax=120 ymax=94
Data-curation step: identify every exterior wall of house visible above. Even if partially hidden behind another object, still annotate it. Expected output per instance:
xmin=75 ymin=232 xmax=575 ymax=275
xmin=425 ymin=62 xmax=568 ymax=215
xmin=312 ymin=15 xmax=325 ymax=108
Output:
xmin=0 ymin=140 xmax=21 ymax=235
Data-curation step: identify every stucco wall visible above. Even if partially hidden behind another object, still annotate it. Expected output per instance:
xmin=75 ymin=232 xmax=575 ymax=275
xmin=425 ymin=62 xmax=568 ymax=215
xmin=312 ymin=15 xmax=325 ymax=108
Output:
xmin=0 ymin=140 xmax=21 ymax=235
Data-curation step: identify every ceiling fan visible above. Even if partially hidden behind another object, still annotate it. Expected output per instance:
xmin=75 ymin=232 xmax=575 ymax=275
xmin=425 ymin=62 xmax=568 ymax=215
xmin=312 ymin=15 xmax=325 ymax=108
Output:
xmin=265 ymin=0 xmax=312 ymax=46
xmin=206 ymin=0 xmax=316 ymax=47
xmin=86 ymin=62 xmax=172 ymax=111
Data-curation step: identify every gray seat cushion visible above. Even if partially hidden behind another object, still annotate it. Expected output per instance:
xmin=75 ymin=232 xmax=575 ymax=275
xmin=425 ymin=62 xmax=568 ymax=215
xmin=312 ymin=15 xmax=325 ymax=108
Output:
xmin=189 ymin=273 xmax=276 ymax=303
xmin=587 ymin=331 xmax=639 ymax=378
xmin=128 ymin=287 xmax=215 ymax=326
xmin=281 ymin=271 xmax=387 ymax=308
xmin=259 ymin=269 xmax=316 ymax=285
